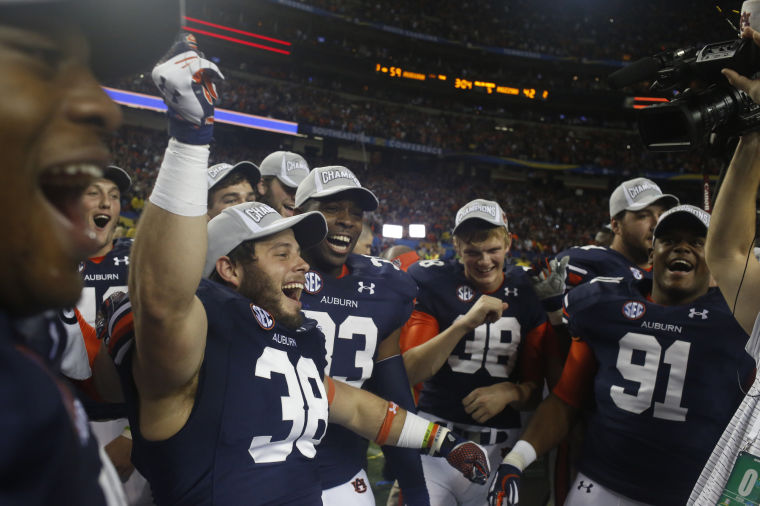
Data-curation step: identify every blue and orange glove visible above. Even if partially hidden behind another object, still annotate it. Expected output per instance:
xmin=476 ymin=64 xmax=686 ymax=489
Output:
xmin=488 ymin=462 xmax=522 ymax=506
xmin=152 ymin=32 xmax=224 ymax=144
xmin=429 ymin=429 xmax=490 ymax=485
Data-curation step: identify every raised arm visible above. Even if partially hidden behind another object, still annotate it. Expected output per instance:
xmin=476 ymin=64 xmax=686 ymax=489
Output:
xmin=707 ymin=27 xmax=760 ymax=334
xmin=129 ymin=37 xmax=223 ymax=399
xmin=403 ymin=295 xmax=507 ymax=385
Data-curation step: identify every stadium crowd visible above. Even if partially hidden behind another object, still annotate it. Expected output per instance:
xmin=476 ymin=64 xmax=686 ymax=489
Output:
xmin=195 ymin=0 xmax=731 ymax=62
xmin=110 ymin=124 xmax=687 ymax=264
xmin=112 ymin=72 xmax=725 ymax=177
xmin=7 ymin=2 xmax=760 ymax=506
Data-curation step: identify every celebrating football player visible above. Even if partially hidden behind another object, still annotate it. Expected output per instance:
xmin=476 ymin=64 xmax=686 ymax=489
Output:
xmin=206 ymin=160 xmax=260 ymax=219
xmin=295 ymin=166 xmax=430 ymax=505
xmin=489 ymin=205 xmax=753 ymax=506
xmin=119 ymin=36 xmax=490 ymax=505
xmin=0 ymin=0 xmax=178 ymax=503
xmin=402 ymin=199 xmax=550 ymax=505
xmin=256 ymin=150 xmax=310 ymax=216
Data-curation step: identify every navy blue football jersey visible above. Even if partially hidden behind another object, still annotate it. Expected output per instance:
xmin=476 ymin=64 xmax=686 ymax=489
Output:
xmin=563 ymin=278 xmax=753 ymax=505
xmin=555 ymin=245 xmax=650 ymax=288
xmin=300 ymin=254 xmax=417 ymax=488
xmin=77 ymin=238 xmax=132 ymax=326
xmin=122 ymin=279 xmax=330 ymax=506
xmin=0 ymin=311 xmax=109 ymax=505
xmin=408 ymin=259 xmax=547 ymax=428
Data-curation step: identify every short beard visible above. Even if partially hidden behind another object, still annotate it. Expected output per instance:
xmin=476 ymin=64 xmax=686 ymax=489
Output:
xmin=237 ymin=261 xmax=303 ymax=330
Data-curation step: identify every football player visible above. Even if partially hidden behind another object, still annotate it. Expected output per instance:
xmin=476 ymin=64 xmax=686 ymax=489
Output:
xmin=122 ymin=41 xmax=490 ymax=505
xmin=689 ymin=26 xmax=760 ymax=503
xmin=294 ymin=166 xmax=430 ymax=505
xmin=401 ymin=199 xmax=550 ymax=506
xmin=256 ymin=150 xmax=310 ymax=216
xmin=556 ymin=178 xmax=678 ymax=290
xmin=490 ymin=205 xmax=754 ymax=506
xmin=0 ymin=0 xmax=178 ymax=503
xmin=206 ymin=160 xmax=260 ymax=219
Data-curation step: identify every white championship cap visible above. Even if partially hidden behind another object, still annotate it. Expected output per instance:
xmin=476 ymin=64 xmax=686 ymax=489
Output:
xmin=295 ymin=166 xmax=378 ymax=211
xmin=204 ymin=202 xmax=326 ymax=277
xmin=259 ymin=151 xmax=310 ymax=189
xmin=453 ymin=199 xmax=509 ymax=235
xmin=609 ymin=177 xmax=679 ymax=218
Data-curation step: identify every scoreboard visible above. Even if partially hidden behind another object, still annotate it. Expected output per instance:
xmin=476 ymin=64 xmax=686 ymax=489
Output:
xmin=374 ymin=63 xmax=549 ymax=101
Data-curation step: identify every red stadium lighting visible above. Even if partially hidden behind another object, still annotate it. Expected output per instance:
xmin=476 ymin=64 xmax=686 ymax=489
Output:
xmin=183 ymin=16 xmax=291 ymax=46
xmin=184 ymin=27 xmax=291 ymax=55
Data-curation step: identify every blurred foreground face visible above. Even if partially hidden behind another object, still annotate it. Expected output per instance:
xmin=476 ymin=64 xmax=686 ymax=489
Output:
xmin=0 ymin=12 xmax=121 ymax=314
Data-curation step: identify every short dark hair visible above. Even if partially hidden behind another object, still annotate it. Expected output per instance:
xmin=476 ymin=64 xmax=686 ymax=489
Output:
xmin=207 ymin=171 xmax=253 ymax=207
xmin=208 ymin=239 xmax=258 ymax=286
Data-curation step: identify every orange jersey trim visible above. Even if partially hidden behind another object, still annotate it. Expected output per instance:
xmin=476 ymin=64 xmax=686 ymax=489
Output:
xmin=552 ymin=338 xmax=597 ymax=408
xmin=337 ymin=264 xmax=350 ymax=279
xmin=326 ymin=376 xmax=336 ymax=406
xmin=399 ymin=310 xmax=439 ymax=354
xmin=518 ymin=321 xmax=550 ymax=384
xmin=88 ymin=255 xmax=106 ymax=265
xmin=567 ymin=272 xmax=584 ymax=286
xmin=394 ymin=250 xmax=420 ymax=272
xmin=74 ymin=307 xmax=100 ymax=368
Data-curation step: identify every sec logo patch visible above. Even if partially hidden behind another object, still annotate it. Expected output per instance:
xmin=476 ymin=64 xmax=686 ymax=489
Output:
xmin=622 ymin=301 xmax=646 ymax=320
xmin=304 ymin=271 xmax=323 ymax=295
xmin=456 ymin=285 xmax=474 ymax=302
xmin=251 ymin=304 xmax=275 ymax=330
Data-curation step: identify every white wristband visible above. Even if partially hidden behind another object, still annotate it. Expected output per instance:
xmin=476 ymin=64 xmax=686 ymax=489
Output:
xmin=503 ymin=440 xmax=537 ymax=471
xmin=149 ymin=138 xmax=209 ymax=217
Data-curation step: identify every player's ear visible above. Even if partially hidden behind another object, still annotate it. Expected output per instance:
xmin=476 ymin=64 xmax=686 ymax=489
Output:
xmin=610 ymin=216 xmax=622 ymax=235
xmin=648 ymin=246 xmax=654 ymax=264
xmin=256 ymin=179 xmax=267 ymax=196
xmin=215 ymin=256 xmax=242 ymax=288
xmin=504 ymin=231 xmax=512 ymax=253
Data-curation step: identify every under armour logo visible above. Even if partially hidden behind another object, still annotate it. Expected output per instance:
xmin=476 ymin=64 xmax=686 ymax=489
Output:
xmin=351 ymin=478 xmax=368 ymax=494
xmin=113 ymin=256 xmax=129 ymax=266
xmin=358 ymin=282 xmax=375 ymax=294
xmin=577 ymin=481 xmax=593 ymax=493
xmin=688 ymin=308 xmax=709 ymax=320
xmin=388 ymin=402 xmax=399 ymax=415
xmin=504 ymin=287 xmax=518 ymax=297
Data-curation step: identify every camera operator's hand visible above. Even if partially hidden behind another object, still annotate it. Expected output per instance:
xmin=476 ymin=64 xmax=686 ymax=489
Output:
xmin=723 ymin=27 xmax=760 ymax=105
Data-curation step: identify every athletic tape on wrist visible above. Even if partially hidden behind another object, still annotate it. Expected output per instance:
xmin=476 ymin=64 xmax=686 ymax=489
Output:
xmin=394 ymin=412 xmax=437 ymax=450
xmin=149 ymin=138 xmax=209 ymax=217
xmin=503 ymin=440 xmax=537 ymax=471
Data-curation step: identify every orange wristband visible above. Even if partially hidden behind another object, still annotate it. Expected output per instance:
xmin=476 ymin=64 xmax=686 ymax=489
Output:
xmin=374 ymin=401 xmax=400 ymax=446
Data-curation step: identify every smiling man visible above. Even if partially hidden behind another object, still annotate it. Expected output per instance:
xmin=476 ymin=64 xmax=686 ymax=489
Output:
xmin=120 ymin=43 xmax=489 ymax=505
xmin=489 ymin=205 xmax=754 ymax=506
xmin=0 ymin=0 xmax=178 ymax=503
xmin=294 ymin=166 xmax=433 ymax=505
xmin=257 ymin=150 xmax=310 ymax=217
xmin=401 ymin=199 xmax=549 ymax=506
xmin=206 ymin=160 xmax=260 ymax=220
